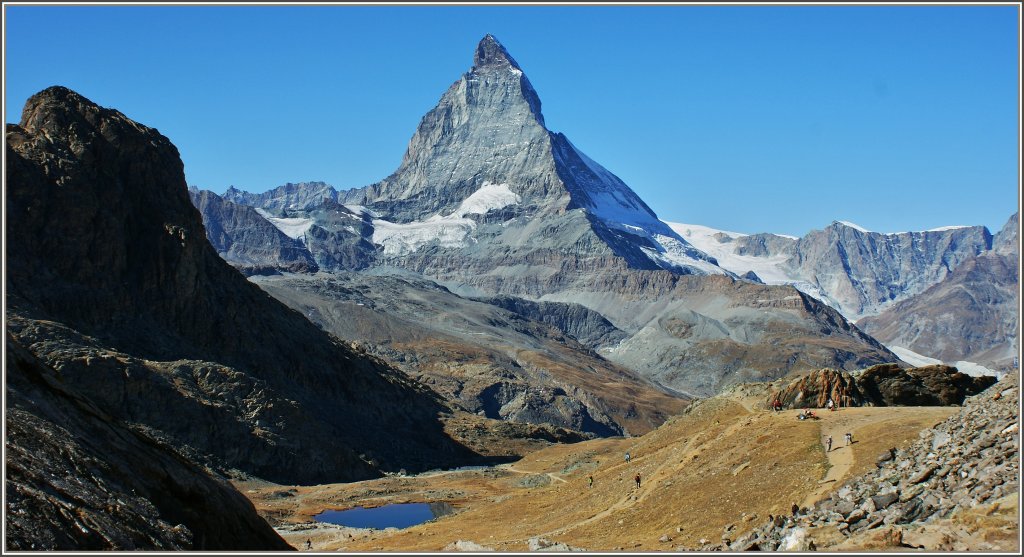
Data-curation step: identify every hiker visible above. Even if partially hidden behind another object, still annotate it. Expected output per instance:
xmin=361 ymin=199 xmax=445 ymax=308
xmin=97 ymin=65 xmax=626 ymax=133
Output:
xmin=772 ymin=397 xmax=782 ymax=412
xmin=588 ymin=475 xmax=594 ymax=489
xmin=305 ymin=539 xmax=312 ymax=550
xmin=634 ymin=473 xmax=641 ymax=489
xmin=625 ymin=452 xmax=631 ymax=463
xmin=825 ymin=435 xmax=832 ymax=452
xmin=845 ymin=432 xmax=853 ymax=446
xmin=826 ymin=398 xmax=835 ymax=411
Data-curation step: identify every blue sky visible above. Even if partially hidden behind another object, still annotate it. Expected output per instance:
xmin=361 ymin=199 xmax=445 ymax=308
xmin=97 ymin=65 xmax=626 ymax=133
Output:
xmin=4 ymin=4 xmax=1019 ymax=236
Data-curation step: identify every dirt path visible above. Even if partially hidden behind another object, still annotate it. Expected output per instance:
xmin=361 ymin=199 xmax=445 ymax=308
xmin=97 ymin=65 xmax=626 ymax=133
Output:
xmin=502 ymin=464 xmax=567 ymax=484
xmin=801 ymin=408 xmax=886 ymax=507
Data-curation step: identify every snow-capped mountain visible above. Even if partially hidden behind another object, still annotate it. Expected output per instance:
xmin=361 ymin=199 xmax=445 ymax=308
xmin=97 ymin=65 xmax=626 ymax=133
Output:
xmin=196 ymin=35 xmax=901 ymax=397
xmin=669 ymin=220 xmax=993 ymax=321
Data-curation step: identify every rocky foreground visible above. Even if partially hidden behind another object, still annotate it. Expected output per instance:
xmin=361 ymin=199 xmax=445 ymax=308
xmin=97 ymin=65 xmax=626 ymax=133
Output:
xmin=725 ymin=372 xmax=1019 ymax=551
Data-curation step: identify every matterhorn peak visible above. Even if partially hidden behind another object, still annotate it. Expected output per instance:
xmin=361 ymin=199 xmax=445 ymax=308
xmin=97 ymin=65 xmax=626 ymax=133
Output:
xmin=472 ymin=34 xmax=522 ymax=72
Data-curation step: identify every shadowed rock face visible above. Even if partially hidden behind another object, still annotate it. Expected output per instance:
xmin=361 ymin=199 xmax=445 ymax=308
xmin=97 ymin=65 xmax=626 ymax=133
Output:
xmin=769 ymin=364 xmax=997 ymax=409
xmin=856 ymin=364 xmax=997 ymax=407
xmin=5 ymin=86 xmax=477 ymax=487
xmin=4 ymin=334 xmax=292 ymax=551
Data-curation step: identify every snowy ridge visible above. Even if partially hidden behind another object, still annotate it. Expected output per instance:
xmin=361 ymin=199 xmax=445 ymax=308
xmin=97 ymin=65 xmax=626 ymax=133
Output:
xmin=561 ymin=140 xmax=724 ymax=274
xmin=255 ymin=208 xmax=315 ymax=242
xmin=836 ymin=220 xmax=871 ymax=233
xmin=371 ymin=182 xmax=520 ymax=256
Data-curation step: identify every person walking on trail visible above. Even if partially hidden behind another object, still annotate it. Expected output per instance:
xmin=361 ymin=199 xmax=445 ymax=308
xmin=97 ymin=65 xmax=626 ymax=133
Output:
xmin=825 ymin=435 xmax=833 ymax=453
xmin=845 ymin=432 xmax=853 ymax=446
xmin=826 ymin=398 xmax=835 ymax=411
xmin=588 ymin=475 xmax=594 ymax=489
xmin=305 ymin=539 xmax=312 ymax=550
xmin=772 ymin=397 xmax=782 ymax=412
xmin=634 ymin=473 xmax=641 ymax=489
xmin=625 ymin=452 xmax=631 ymax=463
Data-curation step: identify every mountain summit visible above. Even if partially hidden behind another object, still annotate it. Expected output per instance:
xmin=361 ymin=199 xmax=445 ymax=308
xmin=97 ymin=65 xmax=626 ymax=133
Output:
xmin=474 ymin=34 xmax=525 ymax=71
xmin=336 ymin=34 xmax=717 ymax=275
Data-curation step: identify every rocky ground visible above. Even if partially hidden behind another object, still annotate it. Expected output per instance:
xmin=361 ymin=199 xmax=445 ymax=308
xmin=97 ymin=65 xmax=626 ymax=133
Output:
xmin=239 ymin=379 xmax=1000 ymax=551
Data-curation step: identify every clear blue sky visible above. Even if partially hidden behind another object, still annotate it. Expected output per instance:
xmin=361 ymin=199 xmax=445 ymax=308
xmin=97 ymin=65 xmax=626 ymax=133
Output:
xmin=4 ymin=4 xmax=1019 ymax=236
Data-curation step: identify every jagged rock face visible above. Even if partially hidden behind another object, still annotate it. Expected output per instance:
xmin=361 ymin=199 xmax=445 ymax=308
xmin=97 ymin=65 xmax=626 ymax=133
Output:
xmin=5 ymin=86 xmax=477 ymax=485
xmin=790 ymin=222 xmax=992 ymax=319
xmin=4 ymin=334 xmax=291 ymax=551
xmin=768 ymin=364 xmax=996 ymax=409
xmin=857 ymin=364 xmax=997 ymax=406
xmin=474 ymin=296 xmax=627 ymax=349
xmin=858 ymin=214 xmax=1018 ymax=372
xmin=992 ymin=211 xmax=1018 ymax=257
xmin=300 ymin=199 xmax=378 ymax=270
xmin=678 ymin=221 xmax=994 ymax=321
xmin=736 ymin=374 xmax=1018 ymax=552
xmin=224 ymin=181 xmax=338 ymax=214
xmin=188 ymin=188 xmax=318 ymax=275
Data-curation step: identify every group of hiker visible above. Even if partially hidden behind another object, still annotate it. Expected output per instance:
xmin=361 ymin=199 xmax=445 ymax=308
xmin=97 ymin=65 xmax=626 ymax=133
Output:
xmin=823 ymin=432 xmax=854 ymax=452
xmin=586 ymin=451 xmax=641 ymax=492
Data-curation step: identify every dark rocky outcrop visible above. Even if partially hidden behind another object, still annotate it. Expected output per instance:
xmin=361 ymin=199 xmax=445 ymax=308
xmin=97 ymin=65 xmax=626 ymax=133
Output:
xmin=768 ymin=365 xmax=997 ymax=409
xmin=188 ymin=187 xmax=318 ymax=275
xmin=5 ymin=86 xmax=477 ymax=488
xmin=4 ymin=334 xmax=292 ymax=551
xmin=856 ymin=364 xmax=997 ymax=407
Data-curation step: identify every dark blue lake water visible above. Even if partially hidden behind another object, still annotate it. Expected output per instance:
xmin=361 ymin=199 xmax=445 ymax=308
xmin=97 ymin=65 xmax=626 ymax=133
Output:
xmin=313 ymin=502 xmax=453 ymax=529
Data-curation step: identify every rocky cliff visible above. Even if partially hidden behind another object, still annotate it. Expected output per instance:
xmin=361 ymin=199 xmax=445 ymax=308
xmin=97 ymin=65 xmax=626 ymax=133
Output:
xmin=4 ymin=334 xmax=292 ymax=551
xmin=5 ymin=86 xmax=477 ymax=488
xmin=858 ymin=213 xmax=1019 ymax=372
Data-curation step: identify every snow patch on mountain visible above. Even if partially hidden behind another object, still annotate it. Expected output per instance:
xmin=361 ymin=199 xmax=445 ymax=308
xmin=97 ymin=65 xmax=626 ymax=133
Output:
xmin=837 ymin=220 xmax=871 ymax=233
xmin=888 ymin=346 xmax=1005 ymax=379
xmin=454 ymin=181 xmax=520 ymax=217
xmin=371 ymin=181 xmax=520 ymax=256
xmin=644 ymin=234 xmax=729 ymax=275
xmin=666 ymin=222 xmax=793 ymax=282
xmin=344 ymin=205 xmax=381 ymax=219
xmin=255 ymin=208 xmax=315 ymax=241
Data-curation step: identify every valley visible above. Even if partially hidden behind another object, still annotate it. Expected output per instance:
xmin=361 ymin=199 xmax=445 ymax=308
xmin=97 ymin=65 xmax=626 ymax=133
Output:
xmin=240 ymin=382 xmax=984 ymax=552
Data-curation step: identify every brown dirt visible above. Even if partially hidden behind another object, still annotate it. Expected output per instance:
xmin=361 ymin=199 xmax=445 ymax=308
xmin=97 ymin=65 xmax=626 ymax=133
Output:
xmin=238 ymin=396 xmax=962 ymax=552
